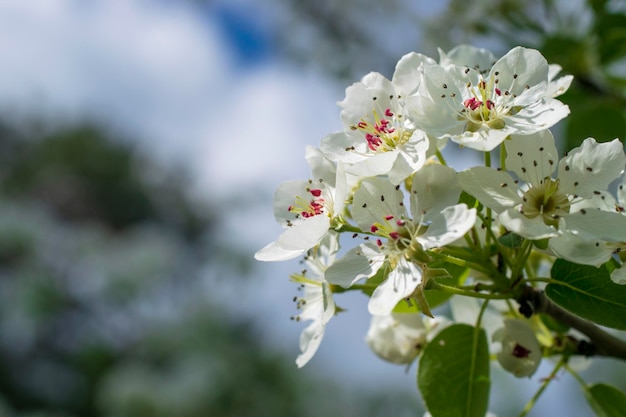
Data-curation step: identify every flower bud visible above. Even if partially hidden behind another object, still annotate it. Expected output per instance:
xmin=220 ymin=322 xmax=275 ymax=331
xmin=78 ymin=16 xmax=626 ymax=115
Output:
xmin=366 ymin=313 xmax=448 ymax=364
xmin=492 ymin=319 xmax=542 ymax=377
xmin=366 ymin=313 xmax=426 ymax=364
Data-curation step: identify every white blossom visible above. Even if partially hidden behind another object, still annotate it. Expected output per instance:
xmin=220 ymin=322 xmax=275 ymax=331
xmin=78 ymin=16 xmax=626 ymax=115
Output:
xmin=493 ymin=319 xmax=542 ymax=378
xmin=365 ymin=313 xmax=449 ymax=364
xmin=408 ymin=46 xmax=570 ymax=151
xmin=320 ymin=55 xmax=433 ymax=184
xmin=326 ymin=165 xmax=476 ymax=315
xmin=255 ymin=147 xmax=346 ymax=262
xmin=290 ymin=233 xmax=338 ymax=367
xmin=458 ymin=130 xmax=626 ymax=243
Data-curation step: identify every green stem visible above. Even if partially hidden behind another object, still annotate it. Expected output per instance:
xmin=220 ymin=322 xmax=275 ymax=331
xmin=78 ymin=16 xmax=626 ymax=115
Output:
xmin=510 ymin=239 xmax=532 ymax=287
xmin=518 ymin=358 xmax=565 ymax=417
xmin=427 ymin=282 xmax=514 ymax=300
xmin=564 ymin=362 xmax=587 ymax=388
xmin=483 ymin=151 xmax=493 ymax=250
xmin=433 ymin=252 xmax=494 ymax=276
xmin=476 ymin=299 xmax=490 ymax=328
xmin=436 ymin=148 xmax=447 ymax=166
xmin=500 ymin=142 xmax=507 ymax=170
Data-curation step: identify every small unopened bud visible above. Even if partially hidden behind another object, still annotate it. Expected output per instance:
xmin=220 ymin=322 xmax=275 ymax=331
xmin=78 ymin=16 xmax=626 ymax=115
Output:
xmin=366 ymin=313 xmax=448 ymax=364
xmin=493 ymin=319 xmax=542 ymax=377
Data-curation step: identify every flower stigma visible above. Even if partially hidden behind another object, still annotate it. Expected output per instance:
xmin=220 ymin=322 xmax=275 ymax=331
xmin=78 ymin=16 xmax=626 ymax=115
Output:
xmin=519 ymin=178 xmax=570 ymax=227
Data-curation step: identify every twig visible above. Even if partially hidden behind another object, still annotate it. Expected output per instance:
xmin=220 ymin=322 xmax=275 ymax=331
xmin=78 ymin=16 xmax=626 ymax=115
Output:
xmin=524 ymin=289 xmax=626 ymax=360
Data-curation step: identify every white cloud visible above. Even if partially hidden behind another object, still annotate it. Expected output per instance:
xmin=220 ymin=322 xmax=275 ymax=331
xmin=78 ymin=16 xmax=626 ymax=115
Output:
xmin=0 ymin=0 xmax=230 ymax=159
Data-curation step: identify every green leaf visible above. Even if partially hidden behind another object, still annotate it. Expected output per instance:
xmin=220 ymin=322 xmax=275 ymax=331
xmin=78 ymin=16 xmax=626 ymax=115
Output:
xmin=418 ymin=324 xmax=490 ymax=417
xmin=498 ymin=232 xmax=524 ymax=248
xmin=565 ymin=102 xmax=626 ymax=147
xmin=584 ymin=383 xmax=626 ymax=417
xmin=547 ymin=259 xmax=626 ymax=330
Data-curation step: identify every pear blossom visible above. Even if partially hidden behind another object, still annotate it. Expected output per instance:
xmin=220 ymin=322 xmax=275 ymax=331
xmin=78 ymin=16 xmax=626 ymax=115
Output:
xmin=320 ymin=54 xmax=433 ymax=184
xmin=408 ymin=46 xmax=570 ymax=151
xmin=493 ymin=319 xmax=542 ymax=377
xmin=325 ymin=165 xmax=476 ymax=315
xmin=546 ymin=64 xmax=573 ymax=98
xmin=549 ymin=177 xmax=626 ymax=282
xmin=458 ymin=130 xmax=626 ymax=242
xmin=438 ymin=45 xmax=573 ymax=99
xmin=437 ymin=44 xmax=498 ymax=71
xmin=290 ymin=233 xmax=338 ymax=367
xmin=255 ymin=147 xmax=347 ymax=262
xmin=365 ymin=313 xmax=449 ymax=364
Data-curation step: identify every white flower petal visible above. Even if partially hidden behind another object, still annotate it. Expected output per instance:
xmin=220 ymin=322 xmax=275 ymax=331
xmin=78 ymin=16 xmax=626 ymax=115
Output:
xmin=365 ymin=313 xmax=427 ymax=364
xmin=505 ymin=130 xmax=558 ymax=185
xmin=392 ymin=52 xmax=435 ymax=97
xmin=368 ymin=258 xmax=423 ymax=316
xmin=549 ymin=232 xmax=613 ymax=267
xmin=618 ymin=175 xmax=626 ymax=208
xmin=345 ymin=150 xmax=398 ymax=179
xmin=325 ymin=243 xmax=384 ymax=288
xmin=305 ymin=145 xmax=336 ymax=186
xmin=352 ymin=177 xmax=406 ymax=232
xmin=490 ymin=47 xmax=548 ymax=100
xmin=610 ymin=266 xmax=626 ymax=285
xmin=571 ymin=190 xmax=617 ymax=212
xmin=254 ymin=241 xmax=306 ymax=262
xmin=411 ymin=164 xmax=461 ymax=219
xmin=499 ymin=208 xmax=558 ymax=239
xmin=458 ymin=167 xmax=521 ymax=212
xmin=387 ymin=130 xmax=430 ymax=185
xmin=438 ymin=44 xmax=497 ymax=70
xmin=254 ymin=215 xmax=330 ymax=261
xmin=296 ymin=322 xmax=325 ymax=368
xmin=493 ymin=319 xmax=542 ymax=378
xmin=273 ymin=180 xmax=311 ymax=225
xmin=319 ymin=131 xmax=369 ymax=164
xmin=340 ymin=72 xmax=395 ymax=125
xmin=448 ymin=126 xmax=515 ymax=152
xmin=561 ymin=209 xmax=626 ymax=242
xmin=408 ymin=63 xmax=470 ymax=135
xmin=558 ymin=138 xmax=626 ymax=198
xmin=419 ymin=205 xmax=477 ymax=250
xmin=546 ymin=64 xmax=573 ymax=97
xmin=503 ymin=98 xmax=570 ymax=134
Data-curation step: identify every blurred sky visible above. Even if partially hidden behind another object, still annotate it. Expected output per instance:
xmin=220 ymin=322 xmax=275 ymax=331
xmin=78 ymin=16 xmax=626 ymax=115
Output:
xmin=0 ymin=0 xmax=606 ymax=413
xmin=0 ymin=0 xmax=417 ymax=390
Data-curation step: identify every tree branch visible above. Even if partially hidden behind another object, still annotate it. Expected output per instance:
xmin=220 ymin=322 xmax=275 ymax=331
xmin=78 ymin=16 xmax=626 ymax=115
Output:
xmin=523 ymin=289 xmax=626 ymax=360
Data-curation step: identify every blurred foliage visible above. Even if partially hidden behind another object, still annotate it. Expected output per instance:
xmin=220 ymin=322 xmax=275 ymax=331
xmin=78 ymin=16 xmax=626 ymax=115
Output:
xmin=273 ymin=0 xmax=626 ymax=151
xmin=0 ymin=122 xmax=421 ymax=416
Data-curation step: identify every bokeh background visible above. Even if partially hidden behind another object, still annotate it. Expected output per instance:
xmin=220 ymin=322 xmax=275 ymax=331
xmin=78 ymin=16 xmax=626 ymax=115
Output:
xmin=0 ymin=0 xmax=625 ymax=416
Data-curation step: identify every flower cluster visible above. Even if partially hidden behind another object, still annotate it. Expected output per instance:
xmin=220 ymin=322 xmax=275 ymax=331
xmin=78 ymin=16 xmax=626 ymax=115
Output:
xmin=255 ymin=44 xmax=626 ymax=385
